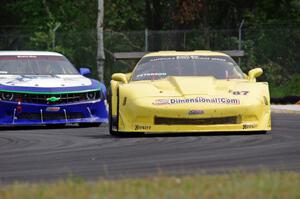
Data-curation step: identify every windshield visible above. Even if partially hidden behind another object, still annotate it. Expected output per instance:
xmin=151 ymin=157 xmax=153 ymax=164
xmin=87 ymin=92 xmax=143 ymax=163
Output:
xmin=131 ymin=55 xmax=244 ymax=81
xmin=0 ymin=55 xmax=79 ymax=75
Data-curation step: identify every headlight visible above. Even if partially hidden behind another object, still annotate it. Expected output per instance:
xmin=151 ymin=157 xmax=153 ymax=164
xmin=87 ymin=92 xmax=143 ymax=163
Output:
xmin=85 ymin=91 xmax=103 ymax=101
xmin=86 ymin=92 xmax=96 ymax=100
xmin=0 ymin=92 xmax=14 ymax=101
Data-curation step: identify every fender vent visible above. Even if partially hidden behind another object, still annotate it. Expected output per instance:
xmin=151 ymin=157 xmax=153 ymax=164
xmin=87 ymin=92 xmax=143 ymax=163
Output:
xmin=154 ymin=116 xmax=238 ymax=125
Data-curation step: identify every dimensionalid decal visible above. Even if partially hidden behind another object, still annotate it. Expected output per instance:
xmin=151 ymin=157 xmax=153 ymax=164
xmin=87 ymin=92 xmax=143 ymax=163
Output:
xmin=153 ymin=97 xmax=240 ymax=105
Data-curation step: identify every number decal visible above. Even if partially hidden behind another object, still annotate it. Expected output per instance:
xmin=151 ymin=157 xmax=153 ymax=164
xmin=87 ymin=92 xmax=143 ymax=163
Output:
xmin=229 ymin=90 xmax=249 ymax=95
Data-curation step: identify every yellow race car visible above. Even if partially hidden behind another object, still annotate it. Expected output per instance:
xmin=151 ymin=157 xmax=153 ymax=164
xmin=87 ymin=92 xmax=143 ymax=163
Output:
xmin=109 ymin=51 xmax=271 ymax=135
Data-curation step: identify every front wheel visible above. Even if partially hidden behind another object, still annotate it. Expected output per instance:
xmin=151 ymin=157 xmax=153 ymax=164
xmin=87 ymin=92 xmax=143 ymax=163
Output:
xmin=79 ymin=122 xmax=101 ymax=128
xmin=256 ymin=131 xmax=267 ymax=134
xmin=46 ymin=124 xmax=66 ymax=128
xmin=108 ymin=90 xmax=121 ymax=136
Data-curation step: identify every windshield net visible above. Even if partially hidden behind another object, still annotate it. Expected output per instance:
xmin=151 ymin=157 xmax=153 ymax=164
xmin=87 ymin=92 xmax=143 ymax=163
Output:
xmin=131 ymin=55 xmax=244 ymax=81
xmin=0 ymin=55 xmax=79 ymax=75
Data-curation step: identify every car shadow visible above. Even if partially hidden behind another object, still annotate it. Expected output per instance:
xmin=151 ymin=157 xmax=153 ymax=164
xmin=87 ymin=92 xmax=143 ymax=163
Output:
xmin=0 ymin=125 xmax=80 ymax=131
xmin=106 ymin=131 xmax=268 ymax=138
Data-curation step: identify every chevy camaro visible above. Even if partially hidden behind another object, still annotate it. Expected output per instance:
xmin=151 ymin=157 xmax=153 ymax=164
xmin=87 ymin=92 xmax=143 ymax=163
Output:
xmin=109 ymin=51 xmax=271 ymax=135
xmin=0 ymin=51 xmax=108 ymax=126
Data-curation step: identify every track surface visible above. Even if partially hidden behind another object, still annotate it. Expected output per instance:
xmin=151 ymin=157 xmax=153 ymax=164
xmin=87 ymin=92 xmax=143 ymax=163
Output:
xmin=0 ymin=113 xmax=299 ymax=184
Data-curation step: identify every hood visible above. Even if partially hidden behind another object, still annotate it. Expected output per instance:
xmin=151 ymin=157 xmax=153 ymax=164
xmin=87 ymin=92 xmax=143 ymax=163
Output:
xmin=122 ymin=76 xmax=259 ymax=99
xmin=0 ymin=75 xmax=101 ymax=92
xmin=0 ymin=75 xmax=92 ymax=87
xmin=166 ymin=76 xmax=218 ymax=95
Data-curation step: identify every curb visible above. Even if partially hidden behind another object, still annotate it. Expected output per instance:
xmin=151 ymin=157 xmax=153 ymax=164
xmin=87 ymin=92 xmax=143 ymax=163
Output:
xmin=271 ymin=105 xmax=300 ymax=114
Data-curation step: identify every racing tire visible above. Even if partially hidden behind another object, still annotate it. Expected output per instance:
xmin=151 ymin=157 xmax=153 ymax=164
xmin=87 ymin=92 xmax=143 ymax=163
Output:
xmin=248 ymin=130 xmax=267 ymax=134
xmin=46 ymin=124 xmax=66 ymax=128
xmin=79 ymin=123 xmax=101 ymax=128
xmin=257 ymin=131 xmax=267 ymax=134
xmin=108 ymin=89 xmax=121 ymax=136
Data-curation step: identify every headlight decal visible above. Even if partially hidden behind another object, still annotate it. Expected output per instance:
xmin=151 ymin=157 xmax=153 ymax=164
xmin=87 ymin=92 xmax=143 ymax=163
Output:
xmin=0 ymin=92 xmax=14 ymax=101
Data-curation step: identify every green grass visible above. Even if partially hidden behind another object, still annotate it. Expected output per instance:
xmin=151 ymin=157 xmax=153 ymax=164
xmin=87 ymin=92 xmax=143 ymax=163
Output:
xmin=1 ymin=171 xmax=300 ymax=199
xmin=270 ymin=74 xmax=300 ymax=98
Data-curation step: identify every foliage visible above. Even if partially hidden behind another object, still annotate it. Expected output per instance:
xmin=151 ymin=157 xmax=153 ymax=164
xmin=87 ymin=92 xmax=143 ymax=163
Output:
xmin=270 ymin=74 xmax=300 ymax=97
xmin=0 ymin=0 xmax=300 ymax=96
xmin=104 ymin=0 xmax=145 ymax=30
xmin=172 ymin=0 xmax=203 ymax=27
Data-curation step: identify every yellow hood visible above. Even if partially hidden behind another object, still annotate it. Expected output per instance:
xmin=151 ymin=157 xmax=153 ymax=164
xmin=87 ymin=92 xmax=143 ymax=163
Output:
xmin=120 ymin=76 xmax=260 ymax=99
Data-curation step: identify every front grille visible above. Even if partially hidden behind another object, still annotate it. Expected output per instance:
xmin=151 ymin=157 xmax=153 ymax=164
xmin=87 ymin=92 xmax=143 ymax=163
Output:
xmin=154 ymin=116 xmax=238 ymax=125
xmin=0 ymin=91 xmax=102 ymax=105
xmin=17 ymin=112 xmax=84 ymax=120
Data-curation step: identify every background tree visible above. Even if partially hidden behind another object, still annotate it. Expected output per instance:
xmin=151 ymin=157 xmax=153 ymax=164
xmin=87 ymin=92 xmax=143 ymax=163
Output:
xmin=97 ymin=0 xmax=105 ymax=82
xmin=0 ymin=0 xmax=300 ymax=96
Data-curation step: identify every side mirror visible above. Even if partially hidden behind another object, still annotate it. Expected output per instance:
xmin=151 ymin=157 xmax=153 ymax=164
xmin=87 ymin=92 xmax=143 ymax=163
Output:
xmin=125 ymin=73 xmax=132 ymax=81
xmin=112 ymin=73 xmax=128 ymax=84
xmin=79 ymin=68 xmax=91 ymax=76
xmin=248 ymin=68 xmax=263 ymax=82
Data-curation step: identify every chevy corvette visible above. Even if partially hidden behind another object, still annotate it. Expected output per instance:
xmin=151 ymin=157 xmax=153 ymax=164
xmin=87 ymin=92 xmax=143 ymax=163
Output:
xmin=109 ymin=51 xmax=271 ymax=135
xmin=0 ymin=51 xmax=108 ymax=126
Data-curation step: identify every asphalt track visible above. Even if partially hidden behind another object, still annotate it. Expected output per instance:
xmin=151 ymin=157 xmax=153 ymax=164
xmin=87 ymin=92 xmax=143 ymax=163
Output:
xmin=0 ymin=113 xmax=299 ymax=184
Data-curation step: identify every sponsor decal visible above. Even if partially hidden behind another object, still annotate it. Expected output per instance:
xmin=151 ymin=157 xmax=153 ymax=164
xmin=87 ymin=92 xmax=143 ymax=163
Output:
xmin=153 ymin=97 xmax=240 ymax=105
xmin=242 ymin=123 xmax=257 ymax=129
xmin=5 ymin=75 xmax=61 ymax=86
xmin=135 ymin=125 xmax=151 ymax=130
xmin=176 ymin=56 xmax=226 ymax=62
xmin=136 ymin=73 xmax=167 ymax=78
xmin=46 ymin=107 xmax=60 ymax=112
xmin=17 ymin=55 xmax=37 ymax=59
xmin=188 ymin=110 xmax=204 ymax=115
xmin=0 ymin=55 xmax=65 ymax=61
xmin=152 ymin=99 xmax=170 ymax=105
xmin=149 ymin=56 xmax=228 ymax=62
xmin=149 ymin=57 xmax=176 ymax=62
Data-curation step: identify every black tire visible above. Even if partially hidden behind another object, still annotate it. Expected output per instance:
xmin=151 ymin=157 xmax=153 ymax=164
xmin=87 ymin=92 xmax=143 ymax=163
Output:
xmin=257 ymin=131 xmax=267 ymax=134
xmin=79 ymin=122 xmax=101 ymax=128
xmin=247 ymin=130 xmax=268 ymax=135
xmin=46 ymin=124 xmax=66 ymax=128
xmin=108 ymin=89 xmax=121 ymax=136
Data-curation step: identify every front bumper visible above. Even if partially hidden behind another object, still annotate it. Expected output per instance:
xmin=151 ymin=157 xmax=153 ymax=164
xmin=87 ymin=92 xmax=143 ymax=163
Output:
xmin=0 ymin=100 xmax=108 ymax=126
xmin=114 ymin=97 xmax=271 ymax=133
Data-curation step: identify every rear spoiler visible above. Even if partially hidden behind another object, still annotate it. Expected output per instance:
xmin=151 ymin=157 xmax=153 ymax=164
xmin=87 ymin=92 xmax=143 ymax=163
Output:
xmin=113 ymin=50 xmax=244 ymax=60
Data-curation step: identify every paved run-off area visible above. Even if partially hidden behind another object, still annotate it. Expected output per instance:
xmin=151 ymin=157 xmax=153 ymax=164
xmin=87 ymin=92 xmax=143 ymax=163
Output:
xmin=0 ymin=113 xmax=299 ymax=184
xmin=271 ymin=105 xmax=300 ymax=114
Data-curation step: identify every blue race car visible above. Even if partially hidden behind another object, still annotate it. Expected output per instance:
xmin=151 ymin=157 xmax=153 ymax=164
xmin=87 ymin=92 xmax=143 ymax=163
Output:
xmin=0 ymin=51 xmax=108 ymax=126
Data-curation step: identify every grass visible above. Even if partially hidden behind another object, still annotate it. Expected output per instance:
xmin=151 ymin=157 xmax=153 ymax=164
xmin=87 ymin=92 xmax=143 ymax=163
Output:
xmin=270 ymin=74 xmax=300 ymax=98
xmin=1 ymin=171 xmax=300 ymax=199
